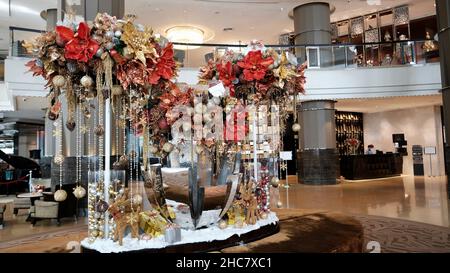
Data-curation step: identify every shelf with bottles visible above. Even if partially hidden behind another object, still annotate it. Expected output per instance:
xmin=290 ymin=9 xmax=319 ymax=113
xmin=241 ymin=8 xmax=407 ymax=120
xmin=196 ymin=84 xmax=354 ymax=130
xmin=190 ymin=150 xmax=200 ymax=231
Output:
xmin=335 ymin=111 xmax=364 ymax=156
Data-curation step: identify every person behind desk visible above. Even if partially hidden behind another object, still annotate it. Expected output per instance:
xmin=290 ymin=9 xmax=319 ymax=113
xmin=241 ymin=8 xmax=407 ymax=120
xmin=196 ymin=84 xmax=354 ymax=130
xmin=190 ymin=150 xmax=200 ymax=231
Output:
xmin=366 ymin=144 xmax=376 ymax=155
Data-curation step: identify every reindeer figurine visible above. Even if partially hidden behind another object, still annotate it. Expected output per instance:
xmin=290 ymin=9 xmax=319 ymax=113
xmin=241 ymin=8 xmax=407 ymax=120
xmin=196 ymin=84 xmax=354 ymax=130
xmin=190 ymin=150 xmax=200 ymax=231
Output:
xmin=241 ymin=179 xmax=260 ymax=225
xmin=108 ymin=189 xmax=141 ymax=246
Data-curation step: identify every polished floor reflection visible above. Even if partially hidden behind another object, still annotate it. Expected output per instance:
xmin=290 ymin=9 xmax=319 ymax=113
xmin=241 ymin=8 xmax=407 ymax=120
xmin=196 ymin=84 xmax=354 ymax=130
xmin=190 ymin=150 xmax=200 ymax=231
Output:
xmin=279 ymin=176 xmax=450 ymax=227
xmin=1 ymin=175 xmax=449 ymax=249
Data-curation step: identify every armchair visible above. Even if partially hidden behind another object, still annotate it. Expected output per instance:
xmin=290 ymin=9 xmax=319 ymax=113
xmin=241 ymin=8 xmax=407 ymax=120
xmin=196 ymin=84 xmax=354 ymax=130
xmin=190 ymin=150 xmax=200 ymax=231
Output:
xmin=30 ymin=200 xmax=60 ymax=226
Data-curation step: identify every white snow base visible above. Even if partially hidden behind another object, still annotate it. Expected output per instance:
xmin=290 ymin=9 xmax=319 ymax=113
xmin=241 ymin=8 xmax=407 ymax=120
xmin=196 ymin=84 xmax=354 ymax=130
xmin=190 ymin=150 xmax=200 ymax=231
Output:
xmin=81 ymin=200 xmax=278 ymax=253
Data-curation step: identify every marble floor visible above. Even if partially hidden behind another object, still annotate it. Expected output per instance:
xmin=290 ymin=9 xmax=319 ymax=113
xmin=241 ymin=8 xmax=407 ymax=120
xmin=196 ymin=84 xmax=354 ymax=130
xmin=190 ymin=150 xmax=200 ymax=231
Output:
xmin=279 ymin=175 xmax=450 ymax=227
xmin=0 ymin=175 xmax=449 ymax=252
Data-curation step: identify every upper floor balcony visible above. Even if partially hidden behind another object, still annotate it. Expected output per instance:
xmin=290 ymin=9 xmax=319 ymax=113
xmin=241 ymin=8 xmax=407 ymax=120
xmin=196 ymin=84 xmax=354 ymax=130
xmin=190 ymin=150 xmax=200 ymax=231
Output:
xmin=1 ymin=25 xmax=443 ymax=109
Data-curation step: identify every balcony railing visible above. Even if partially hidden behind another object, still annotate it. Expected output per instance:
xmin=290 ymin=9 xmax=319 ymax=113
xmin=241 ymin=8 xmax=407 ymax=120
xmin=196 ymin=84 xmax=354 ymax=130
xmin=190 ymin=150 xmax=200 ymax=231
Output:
xmin=9 ymin=26 xmax=440 ymax=70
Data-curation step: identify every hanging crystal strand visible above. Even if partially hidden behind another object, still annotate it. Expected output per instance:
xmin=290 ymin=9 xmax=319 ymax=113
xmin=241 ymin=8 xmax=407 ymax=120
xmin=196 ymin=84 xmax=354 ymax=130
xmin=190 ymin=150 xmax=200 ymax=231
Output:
xmin=121 ymin=97 xmax=127 ymax=198
xmin=87 ymin=104 xmax=96 ymax=243
xmin=129 ymin=89 xmax=134 ymax=212
xmin=58 ymin=113 xmax=63 ymax=193
xmin=135 ymin=104 xmax=139 ymax=209
xmin=108 ymin=102 xmax=120 ymax=240
xmin=76 ymin=103 xmax=81 ymax=187
xmin=98 ymin=94 xmax=105 ymax=238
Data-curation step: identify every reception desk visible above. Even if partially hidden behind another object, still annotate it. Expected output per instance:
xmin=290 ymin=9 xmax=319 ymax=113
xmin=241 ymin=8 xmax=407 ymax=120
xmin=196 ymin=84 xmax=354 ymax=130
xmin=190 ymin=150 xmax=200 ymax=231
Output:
xmin=340 ymin=154 xmax=403 ymax=180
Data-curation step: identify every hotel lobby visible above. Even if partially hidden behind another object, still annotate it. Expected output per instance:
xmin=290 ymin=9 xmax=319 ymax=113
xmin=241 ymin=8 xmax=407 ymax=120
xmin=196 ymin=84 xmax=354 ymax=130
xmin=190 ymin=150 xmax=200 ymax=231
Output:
xmin=0 ymin=0 xmax=450 ymax=256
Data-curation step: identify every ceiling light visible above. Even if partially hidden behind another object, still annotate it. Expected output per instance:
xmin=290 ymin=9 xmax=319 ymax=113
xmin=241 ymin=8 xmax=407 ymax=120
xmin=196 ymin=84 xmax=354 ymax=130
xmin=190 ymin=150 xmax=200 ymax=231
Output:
xmin=166 ymin=26 xmax=204 ymax=50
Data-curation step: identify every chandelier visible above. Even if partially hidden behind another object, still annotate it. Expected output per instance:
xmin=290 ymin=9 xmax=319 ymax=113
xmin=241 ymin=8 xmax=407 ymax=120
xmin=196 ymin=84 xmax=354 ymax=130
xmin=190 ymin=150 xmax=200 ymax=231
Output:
xmin=166 ymin=26 xmax=204 ymax=50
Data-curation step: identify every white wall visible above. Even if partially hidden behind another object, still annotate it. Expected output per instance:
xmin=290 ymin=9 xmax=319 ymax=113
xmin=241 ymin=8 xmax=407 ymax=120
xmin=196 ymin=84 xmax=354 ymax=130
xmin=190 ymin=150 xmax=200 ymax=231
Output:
xmin=303 ymin=63 xmax=442 ymax=100
xmin=364 ymin=106 xmax=445 ymax=176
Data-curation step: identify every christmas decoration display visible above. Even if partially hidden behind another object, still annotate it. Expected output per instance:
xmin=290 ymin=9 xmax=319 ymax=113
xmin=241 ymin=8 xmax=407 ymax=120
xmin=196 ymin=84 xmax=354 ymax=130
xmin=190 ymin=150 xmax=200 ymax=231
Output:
xmin=26 ymin=10 xmax=307 ymax=252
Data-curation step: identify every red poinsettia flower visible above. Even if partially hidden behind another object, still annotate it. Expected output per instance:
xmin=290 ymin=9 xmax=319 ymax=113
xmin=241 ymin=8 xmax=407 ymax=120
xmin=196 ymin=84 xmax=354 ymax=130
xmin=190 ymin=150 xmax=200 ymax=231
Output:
xmin=148 ymin=43 xmax=176 ymax=84
xmin=237 ymin=50 xmax=274 ymax=81
xmin=56 ymin=22 xmax=99 ymax=63
xmin=216 ymin=61 xmax=236 ymax=87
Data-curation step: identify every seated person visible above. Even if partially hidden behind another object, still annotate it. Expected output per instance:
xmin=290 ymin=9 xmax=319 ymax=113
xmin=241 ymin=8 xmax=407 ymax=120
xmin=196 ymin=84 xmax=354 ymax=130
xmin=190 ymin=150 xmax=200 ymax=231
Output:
xmin=366 ymin=144 xmax=376 ymax=155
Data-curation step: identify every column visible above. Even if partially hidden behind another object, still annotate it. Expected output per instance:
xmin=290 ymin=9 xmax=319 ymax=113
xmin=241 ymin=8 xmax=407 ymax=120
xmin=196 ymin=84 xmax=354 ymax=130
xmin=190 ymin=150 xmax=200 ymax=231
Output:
xmin=61 ymin=0 xmax=124 ymax=21
xmin=42 ymin=9 xmax=58 ymax=157
xmin=293 ymin=2 xmax=332 ymax=66
xmin=44 ymin=9 xmax=58 ymax=31
xmin=293 ymin=2 xmax=338 ymax=185
xmin=435 ymin=0 xmax=450 ymax=198
xmin=297 ymin=101 xmax=338 ymax=185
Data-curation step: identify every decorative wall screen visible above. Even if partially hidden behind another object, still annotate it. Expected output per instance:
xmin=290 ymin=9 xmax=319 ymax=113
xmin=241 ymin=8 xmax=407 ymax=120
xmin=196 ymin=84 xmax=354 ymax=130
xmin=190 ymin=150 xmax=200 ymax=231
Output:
xmin=394 ymin=6 xmax=409 ymax=25
xmin=350 ymin=17 xmax=364 ymax=37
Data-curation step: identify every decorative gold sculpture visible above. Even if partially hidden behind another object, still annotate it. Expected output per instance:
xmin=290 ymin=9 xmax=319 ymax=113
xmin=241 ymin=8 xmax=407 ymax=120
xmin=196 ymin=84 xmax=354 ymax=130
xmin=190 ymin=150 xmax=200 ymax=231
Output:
xmin=423 ymin=32 xmax=437 ymax=52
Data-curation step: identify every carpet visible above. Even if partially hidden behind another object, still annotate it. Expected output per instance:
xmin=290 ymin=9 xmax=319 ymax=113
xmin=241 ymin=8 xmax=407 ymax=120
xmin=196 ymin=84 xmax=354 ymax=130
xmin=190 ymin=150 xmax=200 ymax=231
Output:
xmin=352 ymin=214 xmax=450 ymax=253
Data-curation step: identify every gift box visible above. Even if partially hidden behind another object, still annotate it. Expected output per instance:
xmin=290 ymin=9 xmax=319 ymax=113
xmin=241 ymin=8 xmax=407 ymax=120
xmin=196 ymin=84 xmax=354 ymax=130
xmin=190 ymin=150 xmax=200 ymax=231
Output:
xmin=139 ymin=210 xmax=168 ymax=237
xmin=164 ymin=224 xmax=181 ymax=243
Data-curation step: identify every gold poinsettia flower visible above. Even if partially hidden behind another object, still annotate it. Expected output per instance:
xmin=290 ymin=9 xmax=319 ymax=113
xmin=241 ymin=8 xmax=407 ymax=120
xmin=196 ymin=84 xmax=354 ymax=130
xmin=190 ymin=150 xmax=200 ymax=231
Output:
xmin=121 ymin=22 xmax=156 ymax=65
xmin=274 ymin=52 xmax=296 ymax=84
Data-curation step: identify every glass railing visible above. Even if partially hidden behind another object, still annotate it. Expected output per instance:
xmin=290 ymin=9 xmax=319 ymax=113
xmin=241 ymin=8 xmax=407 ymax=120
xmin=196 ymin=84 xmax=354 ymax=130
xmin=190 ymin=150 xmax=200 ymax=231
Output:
xmin=170 ymin=40 xmax=440 ymax=69
xmin=9 ymin=26 xmax=44 ymax=58
xmin=8 ymin=26 xmax=440 ymax=70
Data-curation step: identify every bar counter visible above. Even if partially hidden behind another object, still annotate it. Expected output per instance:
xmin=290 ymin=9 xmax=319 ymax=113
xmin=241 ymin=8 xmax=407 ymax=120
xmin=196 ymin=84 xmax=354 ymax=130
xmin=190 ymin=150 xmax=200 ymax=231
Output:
xmin=340 ymin=154 xmax=403 ymax=180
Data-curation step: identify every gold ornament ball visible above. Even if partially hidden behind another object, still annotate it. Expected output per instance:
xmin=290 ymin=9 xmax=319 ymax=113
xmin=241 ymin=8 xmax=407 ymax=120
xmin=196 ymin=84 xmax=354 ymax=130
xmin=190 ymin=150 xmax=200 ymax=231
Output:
xmin=260 ymin=212 xmax=268 ymax=219
xmin=91 ymin=230 xmax=98 ymax=237
xmin=111 ymin=85 xmax=123 ymax=96
xmin=162 ymin=142 xmax=174 ymax=153
xmin=52 ymin=75 xmax=66 ymax=88
xmin=270 ymin=177 xmax=280 ymax=188
xmin=277 ymin=201 xmax=283 ymax=208
xmin=218 ymin=220 xmax=228 ymax=229
xmin=132 ymin=194 xmax=143 ymax=205
xmin=149 ymin=145 xmax=159 ymax=154
xmin=80 ymin=75 xmax=94 ymax=88
xmin=73 ymin=186 xmax=86 ymax=199
xmin=53 ymin=154 xmax=65 ymax=165
xmin=292 ymin=123 xmax=301 ymax=132
xmin=54 ymin=189 xmax=68 ymax=202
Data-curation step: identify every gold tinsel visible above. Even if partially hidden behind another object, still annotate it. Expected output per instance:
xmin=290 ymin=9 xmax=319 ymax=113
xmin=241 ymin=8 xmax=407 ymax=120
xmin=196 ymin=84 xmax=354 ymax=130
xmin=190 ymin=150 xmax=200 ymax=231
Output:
xmin=66 ymin=77 xmax=76 ymax=128
xmin=102 ymin=53 xmax=114 ymax=109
